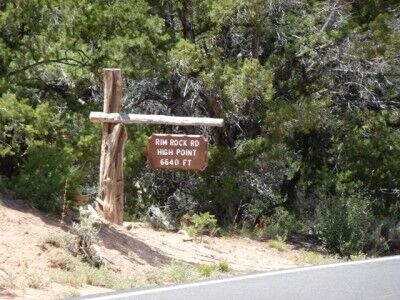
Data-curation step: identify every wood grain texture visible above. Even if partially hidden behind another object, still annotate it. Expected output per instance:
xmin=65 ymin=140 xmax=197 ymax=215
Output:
xmin=98 ymin=69 xmax=126 ymax=225
xmin=90 ymin=112 xmax=224 ymax=127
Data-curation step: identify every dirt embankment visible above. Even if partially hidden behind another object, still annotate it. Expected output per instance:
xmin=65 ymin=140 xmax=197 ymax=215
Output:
xmin=0 ymin=194 xmax=327 ymax=299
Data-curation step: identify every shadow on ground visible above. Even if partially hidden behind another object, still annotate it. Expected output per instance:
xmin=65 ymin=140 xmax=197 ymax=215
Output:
xmin=287 ymin=234 xmax=326 ymax=253
xmin=0 ymin=289 xmax=16 ymax=300
xmin=0 ymin=192 xmax=171 ymax=267
xmin=0 ymin=192 xmax=64 ymax=229
xmin=98 ymin=225 xmax=171 ymax=266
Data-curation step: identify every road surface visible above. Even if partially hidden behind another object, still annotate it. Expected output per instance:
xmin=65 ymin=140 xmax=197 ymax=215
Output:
xmin=74 ymin=256 xmax=400 ymax=300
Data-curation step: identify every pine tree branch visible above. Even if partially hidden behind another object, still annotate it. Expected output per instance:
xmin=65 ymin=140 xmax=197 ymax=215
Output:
xmin=6 ymin=57 xmax=88 ymax=77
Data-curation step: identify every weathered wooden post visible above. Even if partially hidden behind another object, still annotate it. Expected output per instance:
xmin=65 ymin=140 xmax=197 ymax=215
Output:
xmin=97 ymin=68 xmax=127 ymax=224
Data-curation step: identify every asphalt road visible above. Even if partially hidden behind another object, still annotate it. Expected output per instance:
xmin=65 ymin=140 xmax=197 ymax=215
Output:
xmin=74 ymin=256 xmax=400 ymax=300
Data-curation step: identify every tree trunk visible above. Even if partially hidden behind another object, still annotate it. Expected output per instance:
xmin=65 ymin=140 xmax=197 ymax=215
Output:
xmin=178 ymin=0 xmax=195 ymax=42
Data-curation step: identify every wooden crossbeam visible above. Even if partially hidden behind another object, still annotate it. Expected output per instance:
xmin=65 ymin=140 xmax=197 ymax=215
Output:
xmin=90 ymin=112 xmax=224 ymax=127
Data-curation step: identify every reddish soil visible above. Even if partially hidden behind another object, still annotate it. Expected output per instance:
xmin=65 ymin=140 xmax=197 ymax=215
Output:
xmin=0 ymin=193 xmax=308 ymax=299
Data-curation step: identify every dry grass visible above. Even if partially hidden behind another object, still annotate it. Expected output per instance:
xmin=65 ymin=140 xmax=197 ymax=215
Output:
xmin=0 ymin=269 xmax=17 ymax=290
xmin=38 ymin=233 xmax=64 ymax=249
xmin=38 ymin=232 xmax=75 ymax=251
xmin=62 ymin=290 xmax=81 ymax=298
xmin=267 ymin=238 xmax=287 ymax=252
xmin=350 ymin=252 xmax=367 ymax=261
xmin=295 ymin=251 xmax=341 ymax=265
xmin=50 ymin=254 xmax=227 ymax=291
xmin=49 ymin=252 xmax=78 ymax=271
xmin=27 ymin=275 xmax=49 ymax=290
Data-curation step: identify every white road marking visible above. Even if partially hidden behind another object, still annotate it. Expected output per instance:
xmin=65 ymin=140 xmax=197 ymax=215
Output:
xmin=88 ymin=256 xmax=400 ymax=300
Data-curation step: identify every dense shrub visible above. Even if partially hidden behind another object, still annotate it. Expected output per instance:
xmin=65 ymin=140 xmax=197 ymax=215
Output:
xmin=13 ymin=145 xmax=83 ymax=214
xmin=0 ymin=93 xmax=64 ymax=177
xmin=263 ymin=207 xmax=303 ymax=240
xmin=181 ymin=212 xmax=219 ymax=239
xmin=317 ymin=193 xmax=375 ymax=256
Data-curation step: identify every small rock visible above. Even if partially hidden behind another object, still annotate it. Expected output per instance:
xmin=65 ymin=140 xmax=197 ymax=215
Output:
xmin=124 ymin=223 xmax=133 ymax=230
xmin=147 ymin=205 xmax=177 ymax=231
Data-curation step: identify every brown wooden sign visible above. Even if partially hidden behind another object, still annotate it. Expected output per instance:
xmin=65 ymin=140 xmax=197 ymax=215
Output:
xmin=147 ymin=134 xmax=208 ymax=171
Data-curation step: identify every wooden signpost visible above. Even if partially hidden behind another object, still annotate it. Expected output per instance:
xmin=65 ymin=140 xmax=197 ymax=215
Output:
xmin=96 ymin=69 xmax=126 ymax=225
xmin=90 ymin=68 xmax=223 ymax=224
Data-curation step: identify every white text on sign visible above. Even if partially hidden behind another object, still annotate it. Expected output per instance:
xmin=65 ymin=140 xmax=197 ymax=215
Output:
xmin=155 ymin=138 xmax=200 ymax=147
xmin=148 ymin=134 xmax=208 ymax=171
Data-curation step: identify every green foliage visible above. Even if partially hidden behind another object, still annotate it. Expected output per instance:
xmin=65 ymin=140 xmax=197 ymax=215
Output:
xmin=54 ymin=259 xmax=221 ymax=290
xmin=263 ymin=207 xmax=303 ymax=240
xmin=317 ymin=193 xmax=375 ymax=256
xmin=13 ymin=145 xmax=83 ymax=213
xmin=267 ymin=238 xmax=287 ymax=252
xmin=194 ymin=146 xmax=257 ymax=226
xmin=54 ymin=262 xmax=121 ymax=289
xmin=0 ymin=93 xmax=64 ymax=173
xmin=0 ymin=0 xmax=167 ymax=97
xmin=223 ymin=59 xmax=274 ymax=103
xmin=197 ymin=261 xmax=230 ymax=277
xmin=0 ymin=0 xmax=399 ymax=257
xmin=183 ymin=212 xmax=218 ymax=239
xmin=163 ymin=262 xmax=202 ymax=283
xmin=337 ymin=112 xmax=400 ymax=197
xmin=169 ymin=39 xmax=207 ymax=74
xmin=218 ymin=260 xmax=230 ymax=273
xmin=295 ymin=251 xmax=341 ymax=265
xmin=197 ymin=264 xmax=215 ymax=278
xmin=124 ymin=126 xmax=151 ymax=218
